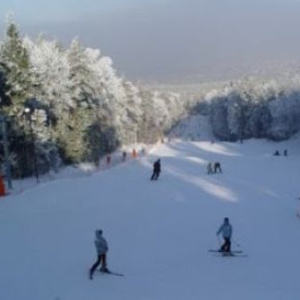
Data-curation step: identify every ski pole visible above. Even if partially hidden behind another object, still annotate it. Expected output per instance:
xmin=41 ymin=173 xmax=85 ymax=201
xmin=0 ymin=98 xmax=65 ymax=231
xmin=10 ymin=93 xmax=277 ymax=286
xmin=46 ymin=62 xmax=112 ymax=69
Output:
xmin=217 ymin=235 xmax=221 ymax=247
xmin=232 ymin=240 xmax=241 ymax=247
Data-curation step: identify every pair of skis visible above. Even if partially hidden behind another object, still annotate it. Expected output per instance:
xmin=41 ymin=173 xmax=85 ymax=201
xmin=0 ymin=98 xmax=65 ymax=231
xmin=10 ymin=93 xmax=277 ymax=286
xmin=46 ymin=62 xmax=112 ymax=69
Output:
xmin=98 ymin=269 xmax=124 ymax=277
xmin=208 ymin=249 xmax=248 ymax=257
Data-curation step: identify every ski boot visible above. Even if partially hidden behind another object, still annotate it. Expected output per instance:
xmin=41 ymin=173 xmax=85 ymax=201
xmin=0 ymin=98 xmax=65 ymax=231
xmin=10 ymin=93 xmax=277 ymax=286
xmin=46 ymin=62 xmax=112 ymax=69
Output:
xmin=100 ymin=266 xmax=109 ymax=273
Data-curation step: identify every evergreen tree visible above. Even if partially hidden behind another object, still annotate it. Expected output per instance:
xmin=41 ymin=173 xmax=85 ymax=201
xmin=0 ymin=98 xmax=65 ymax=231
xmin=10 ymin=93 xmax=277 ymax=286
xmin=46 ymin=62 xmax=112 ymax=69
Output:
xmin=0 ymin=20 xmax=33 ymax=117
xmin=63 ymin=38 xmax=97 ymax=163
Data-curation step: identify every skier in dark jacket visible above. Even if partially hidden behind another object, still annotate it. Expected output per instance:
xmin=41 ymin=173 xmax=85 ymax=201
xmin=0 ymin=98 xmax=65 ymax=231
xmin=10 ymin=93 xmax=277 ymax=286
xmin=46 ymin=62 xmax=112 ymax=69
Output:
xmin=216 ymin=217 xmax=232 ymax=252
xmin=214 ymin=162 xmax=222 ymax=173
xmin=151 ymin=159 xmax=161 ymax=180
xmin=122 ymin=151 xmax=127 ymax=162
xmin=89 ymin=229 xmax=109 ymax=279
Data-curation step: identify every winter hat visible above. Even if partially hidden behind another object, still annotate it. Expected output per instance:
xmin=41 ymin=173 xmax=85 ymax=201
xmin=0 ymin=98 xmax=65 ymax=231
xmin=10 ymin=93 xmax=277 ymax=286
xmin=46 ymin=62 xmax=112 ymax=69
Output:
xmin=96 ymin=229 xmax=103 ymax=235
xmin=224 ymin=217 xmax=229 ymax=222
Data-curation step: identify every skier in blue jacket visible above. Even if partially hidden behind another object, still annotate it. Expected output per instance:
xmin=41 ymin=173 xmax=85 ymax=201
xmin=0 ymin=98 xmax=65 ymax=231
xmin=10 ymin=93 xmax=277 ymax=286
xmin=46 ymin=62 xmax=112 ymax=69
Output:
xmin=216 ymin=217 xmax=232 ymax=252
xmin=89 ymin=229 xmax=109 ymax=279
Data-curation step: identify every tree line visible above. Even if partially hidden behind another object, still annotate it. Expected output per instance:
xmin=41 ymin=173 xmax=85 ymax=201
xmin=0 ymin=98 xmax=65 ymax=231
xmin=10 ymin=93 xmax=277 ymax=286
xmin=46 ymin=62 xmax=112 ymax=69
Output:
xmin=0 ymin=19 xmax=186 ymax=178
xmin=1 ymin=18 xmax=299 ymax=179
xmin=189 ymin=78 xmax=300 ymax=142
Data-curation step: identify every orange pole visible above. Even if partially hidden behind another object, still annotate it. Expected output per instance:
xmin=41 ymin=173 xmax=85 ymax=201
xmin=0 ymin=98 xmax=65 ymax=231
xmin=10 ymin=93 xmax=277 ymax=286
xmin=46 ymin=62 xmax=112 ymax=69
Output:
xmin=0 ymin=176 xmax=6 ymax=196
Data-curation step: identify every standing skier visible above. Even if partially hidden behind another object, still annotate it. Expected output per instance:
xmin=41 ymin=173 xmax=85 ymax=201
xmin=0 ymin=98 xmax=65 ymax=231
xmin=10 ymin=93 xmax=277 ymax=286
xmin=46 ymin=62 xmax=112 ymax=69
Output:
xmin=207 ymin=162 xmax=213 ymax=174
xmin=89 ymin=229 xmax=109 ymax=279
xmin=122 ymin=151 xmax=127 ymax=162
xmin=151 ymin=159 xmax=161 ymax=180
xmin=216 ymin=217 xmax=232 ymax=252
xmin=214 ymin=162 xmax=222 ymax=173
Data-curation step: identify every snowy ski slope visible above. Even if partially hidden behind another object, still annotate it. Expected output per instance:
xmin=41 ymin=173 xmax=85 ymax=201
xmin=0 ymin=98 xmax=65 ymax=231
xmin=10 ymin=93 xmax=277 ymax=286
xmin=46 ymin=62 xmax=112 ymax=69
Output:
xmin=0 ymin=137 xmax=300 ymax=300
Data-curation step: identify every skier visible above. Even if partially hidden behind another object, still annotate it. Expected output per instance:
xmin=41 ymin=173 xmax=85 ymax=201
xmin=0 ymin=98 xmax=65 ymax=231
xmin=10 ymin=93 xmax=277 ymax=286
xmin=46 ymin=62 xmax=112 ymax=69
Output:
xmin=122 ymin=151 xmax=127 ymax=162
xmin=216 ymin=217 xmax=232 ymax=253
xmin=214 ymin=162 xmax=222 ymax=173
xmin=132 ymin=149 xmax=137 ymax=158
xmin=106 ymin=155 xmax=111 ymax=166
xmin=151 ymin=159 xmax=161 ymax=180
xmin=89 ymin=229 xmax=109 ymax=279
xmin=207 ymin=162 xmax=213 ymax=175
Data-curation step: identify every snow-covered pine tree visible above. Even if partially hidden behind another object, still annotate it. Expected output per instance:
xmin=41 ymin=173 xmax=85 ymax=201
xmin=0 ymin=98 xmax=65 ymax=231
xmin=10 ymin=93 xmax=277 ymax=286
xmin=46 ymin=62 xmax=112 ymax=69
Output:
xmin=0 ymin=18 xmax=37 ymax=177
xmin=23 ymin=37 xmax=66 ymax=172
xmin=139 ymin=89 xmax=158 ymax=143
xmin=94 ymin=55 xmax=127 ymax=150
xmin=0 ymin=19 xmax=33 ymax=117
xmin=210 ymin=96 xmax=230 ymax=141
xmin=63 ymin=38 xmax=97 ymax=163
xmin=118 ymin=80 xmax=142 ymax=146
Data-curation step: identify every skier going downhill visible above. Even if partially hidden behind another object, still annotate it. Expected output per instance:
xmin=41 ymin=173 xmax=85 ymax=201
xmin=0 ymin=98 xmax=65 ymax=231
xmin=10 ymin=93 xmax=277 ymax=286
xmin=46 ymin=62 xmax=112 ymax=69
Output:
xmin=216 ymin=217 xmax=232 ymax=253
xmin=151 ymin=159 xmax=161 ymax=180
xmin=89 ymin=229 xmax=109 ymax=279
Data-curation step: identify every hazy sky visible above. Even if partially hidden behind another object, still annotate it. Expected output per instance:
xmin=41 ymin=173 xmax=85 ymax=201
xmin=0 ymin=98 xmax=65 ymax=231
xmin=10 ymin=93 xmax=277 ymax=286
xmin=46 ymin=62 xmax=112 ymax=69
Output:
xmin=1 ymin=0 xmax=300 ymax=82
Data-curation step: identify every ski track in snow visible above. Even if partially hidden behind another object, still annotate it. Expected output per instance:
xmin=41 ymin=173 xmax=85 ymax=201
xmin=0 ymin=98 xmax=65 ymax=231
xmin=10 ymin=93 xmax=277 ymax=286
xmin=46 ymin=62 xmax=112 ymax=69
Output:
xmin=1 ymin=138 xmax=300 ymax=300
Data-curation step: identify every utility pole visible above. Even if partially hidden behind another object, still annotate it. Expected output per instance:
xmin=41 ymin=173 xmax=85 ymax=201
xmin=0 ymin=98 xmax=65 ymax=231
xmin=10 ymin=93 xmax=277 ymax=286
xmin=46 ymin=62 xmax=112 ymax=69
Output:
xmin=0 ymin=115 xmax=12 ymax=189
xmin=24 ymin=107 xmax=39 ymax=183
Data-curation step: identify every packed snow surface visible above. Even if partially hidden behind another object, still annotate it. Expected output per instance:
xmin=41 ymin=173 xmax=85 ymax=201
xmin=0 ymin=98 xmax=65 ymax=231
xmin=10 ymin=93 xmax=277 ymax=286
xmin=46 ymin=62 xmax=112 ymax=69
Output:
xmin=1 ymin=138 xmax=300 ymax=300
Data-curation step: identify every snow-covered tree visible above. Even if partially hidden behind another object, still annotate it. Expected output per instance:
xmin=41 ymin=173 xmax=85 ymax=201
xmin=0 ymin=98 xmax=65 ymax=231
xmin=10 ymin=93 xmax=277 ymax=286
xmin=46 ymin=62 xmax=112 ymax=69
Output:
xmin=0 ymin=19 xmax=33 ymax=117
xmin=0 ymin=17 xmax=198 ymax=177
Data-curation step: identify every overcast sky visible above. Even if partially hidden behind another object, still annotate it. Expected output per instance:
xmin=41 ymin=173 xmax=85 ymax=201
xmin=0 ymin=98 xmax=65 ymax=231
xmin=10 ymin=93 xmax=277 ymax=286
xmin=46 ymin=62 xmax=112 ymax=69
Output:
xmin=1 ymin=0 xmax=300 ymax=82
